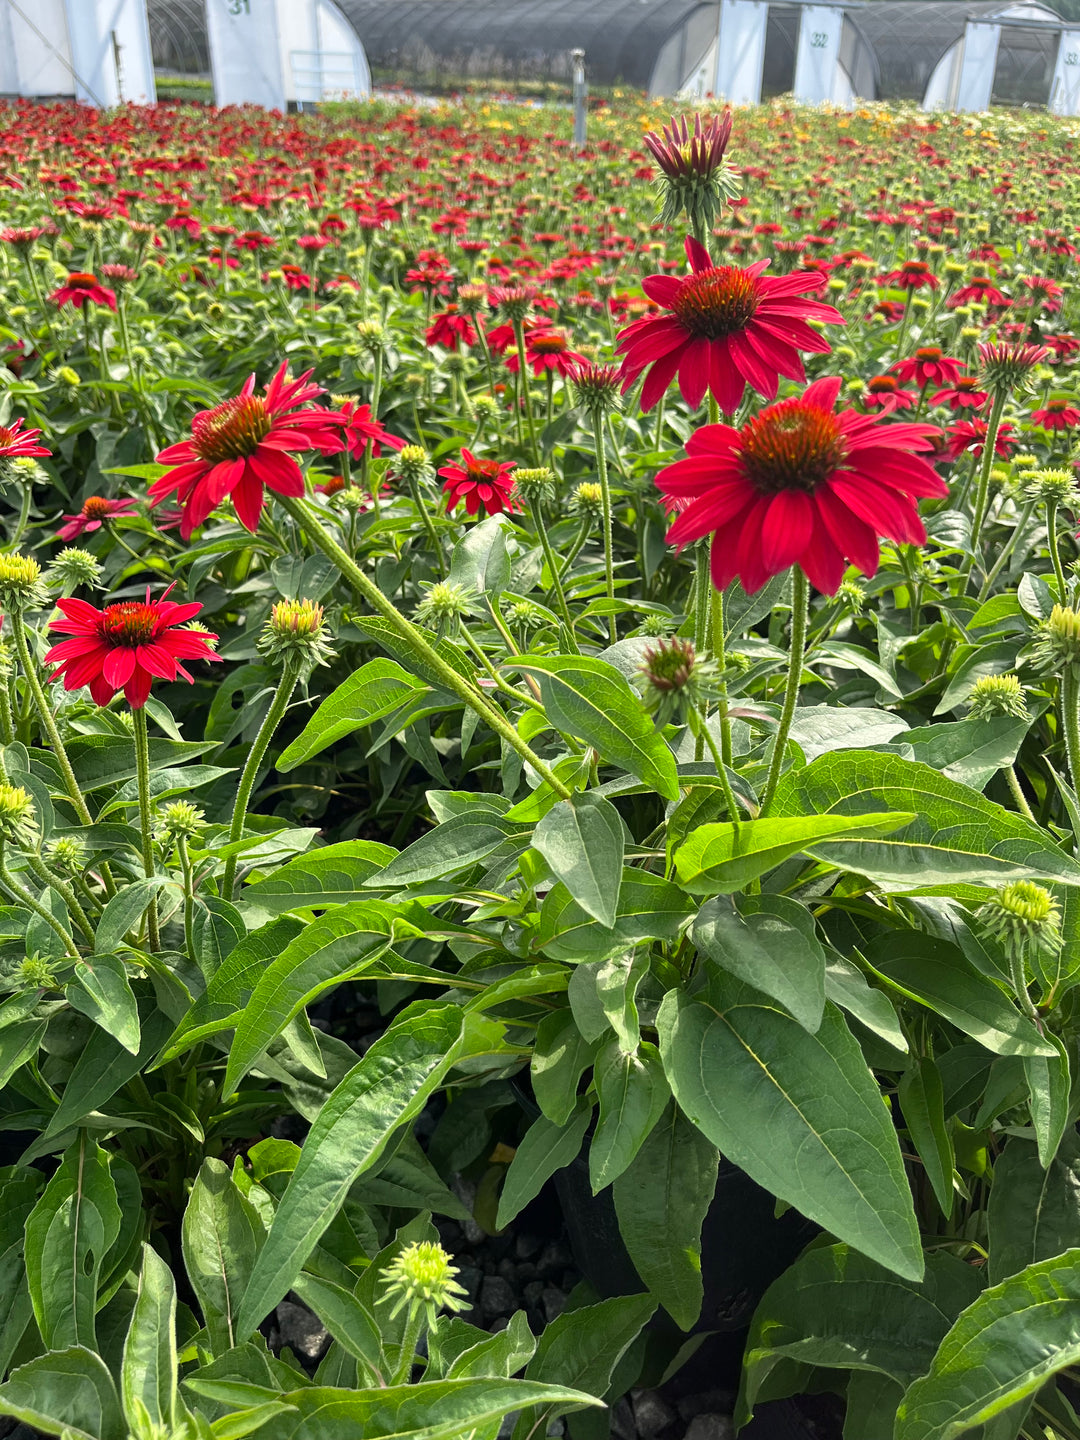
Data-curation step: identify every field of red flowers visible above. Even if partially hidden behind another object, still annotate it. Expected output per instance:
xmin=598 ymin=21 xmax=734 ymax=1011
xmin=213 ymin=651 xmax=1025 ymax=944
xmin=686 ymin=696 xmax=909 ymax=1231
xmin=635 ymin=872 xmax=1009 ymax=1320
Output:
xmin=3 ymin=93 xmax=1080 ymax=1440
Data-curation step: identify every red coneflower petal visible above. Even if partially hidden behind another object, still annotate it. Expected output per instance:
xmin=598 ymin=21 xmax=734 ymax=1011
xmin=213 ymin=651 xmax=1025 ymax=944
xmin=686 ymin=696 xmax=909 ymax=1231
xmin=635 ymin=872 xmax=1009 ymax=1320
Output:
xmin=761 ymin=490 xmax=815 ymax=572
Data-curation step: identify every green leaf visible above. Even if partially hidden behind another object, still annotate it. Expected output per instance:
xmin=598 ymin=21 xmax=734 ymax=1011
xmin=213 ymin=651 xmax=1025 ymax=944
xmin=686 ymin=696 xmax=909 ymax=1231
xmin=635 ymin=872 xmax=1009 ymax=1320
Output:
xmin=516 ymin=656 xmax=680 ymax=800
xmin=161 ymin=915 xmax=305 ymax=1058
xmin=223 ymin=902 xmax=404 ymax=1093
xmin=364 ymin=813 xmax=527 ymax=889
xmin=95 ymin=877 xmax=176 ymax=955
xmin=450 ymin=513 xmax=512 ymax=597
xmin=68 ymin=735 xmax=215 ymax=793
xmin=122 ymin=1243 xmax=178 ymax=1434
xmin=787 ymin=705 xmax=909 ymax=762
xmin=589 ymin=1040 xmax=669 ymax=1193
xmin=824 ymin=953 xmax=908 ymax=1055
xmin=673 ymin=812 xmax=912 ymax=895
xmin=864 ymin=934 xmax=1057 ymax=1058
xmin=773 ymin=752 xmax=1080 ymax=891
xmin=236 ymin=1004 xmax=466 ymax=1339
xmin=613 ymin=1102 xmax=718 ymax=1331
xmin=277 ymin=1378 xmax=601 ymax=1439
xmin=277 ymin=659 xmax=430 ymax=771
xmin=521 ymin=1294 xmax=657 ymax=1425
xmin=292 ymin=1273 xmax=384 ymax=1380
xmin=67 ymin=952 xmax=141 ymax=1055
xmin=39 ymin=1007 xmax=173 ymax=1143
xmin=531 ymin=1010 xmax=599 ymax=1127
xmin=738 ymin=1246 xmax=982 ymax=1426
xmin=903 ymin=717 xmax=1031 ymax=792
xmin=496 ymin=1099 xmax=592 ymax=1229
xmin=895 ymin=1249 xmax=1080 ymax=1439
xmin=0 ymin=1346 xmax=123 ymax=1440
xmin=694 ymin=894 xmax=826 ymax=1033
xmin=242 ymin=841 xmax=398 ymax=910
xmin=1024 ymin=1032 xmax=1071 ymax=1169
xmin=844 ymin=1373 xmax=904 ymax=1440
xmin=532 ymin=795 xmax=625 ymax=929
xmin=25 ymin=1134 xmax=122 ymax=1351
xmin=987 ymin=1133 xmax=1080 ymax=1283
xmin=538 ymin=870 xmax=693 ymax=964
xmin=658 ymin=984 xmax=922 ymax=1281
xmin=182 ymin=1158 xmax=265 ymax=1357
xmin=899 ymin=1059 xmax=955 ymax=1220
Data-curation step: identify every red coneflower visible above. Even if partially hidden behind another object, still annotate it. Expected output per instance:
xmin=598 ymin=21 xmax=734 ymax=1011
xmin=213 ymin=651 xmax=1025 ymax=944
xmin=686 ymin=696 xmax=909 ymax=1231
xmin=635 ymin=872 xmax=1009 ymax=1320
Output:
xmin=948 ymin=276 xmax=1009 ymax=309
xmin=1031 ymin=398 xmax=1080 ymax=431
xmin=656 ymin=375 xmax=945 ymax=595
xmin=150 ymin=362 xmax=345 ymax=539
xmin=879 ymin=260 xmax=938 ymax=292
xmin=56 ymin=495 xmax=138 ymax=541
xmin=864 ymin=375 xmax=916 ymax=411
xmin=616 ymin=236 xmax=843 ymax=414
xmin=0 ymin=418 xmax=49 ymax=460
xmin=425 ymin=306 xmax=478 ymax=351
xmin=511 ymin=330 xmax=587 ymax=378
xmin=0 ymin=226 xmax=44 ymax=250
xmin=946 ymin=418 xmax=1017 ymax=460
xmin=99 ymin=264 xmax=138 ymax=286
xmin=45 ymin=586 xmax=220 ymax=710
xmin=50 ymin=272 xmax=117 ymax=312
xmin=335 ymin=400 xmax=406 ymax=461
xmin=931 ymin=376 xmax=988 ymax=411
xmin=892 ymin=347 xmax=966 ymax=389
xmin=438 ymin=448 xmax=518 ymax=518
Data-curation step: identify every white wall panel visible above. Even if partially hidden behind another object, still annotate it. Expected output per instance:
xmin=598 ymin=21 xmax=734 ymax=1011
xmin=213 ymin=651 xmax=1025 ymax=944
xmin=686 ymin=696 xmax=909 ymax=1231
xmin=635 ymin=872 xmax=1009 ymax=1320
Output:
xmin=714 ymin=0 xmax=767 ymax=104
xmin=205 ymin=0 xmax=286 ymax=109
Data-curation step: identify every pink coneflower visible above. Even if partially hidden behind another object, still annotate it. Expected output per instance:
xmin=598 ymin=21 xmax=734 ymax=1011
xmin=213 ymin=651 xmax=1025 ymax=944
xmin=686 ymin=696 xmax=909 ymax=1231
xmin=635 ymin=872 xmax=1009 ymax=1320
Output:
xmin=892 ymin=348 xmax=965 ymax=389
xmin=931 ymin=376 xmax=988 ymax=411
xmin=655 ymin=375 xmax=945 ymax=595
xmin=946 ymin=418 xmax=1017 ymax=459
xmin=0 ymin=418 xmax=49 ymax=460
xmin=425 ymin=306 xmax=478 ymax=351
xmin=863 ymin=375 xmax=917 ymax=411
xmin=150 ymin=362 xmax=345 ymax=538
xmin=616 ymin=236 xmax=843 ymax=413
xmin=1031 ymin=398 xmax=1080 ymax=431
xmin=335 ymin=400 xmax=406 ymax=461
xmin=56 ymin=495 xmax=137 ymax=541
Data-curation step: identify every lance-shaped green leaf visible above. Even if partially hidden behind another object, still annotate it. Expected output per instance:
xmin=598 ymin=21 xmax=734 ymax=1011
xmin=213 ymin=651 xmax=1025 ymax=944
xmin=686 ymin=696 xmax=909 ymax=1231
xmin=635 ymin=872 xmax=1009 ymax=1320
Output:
xmin=864 ymin=934 xmax=1057 ymax=1058
xmin=694 ymin=895 xmax=826 ymax=1033
xmin=0 ymin=1346 xmax=123 ymax=1440
xmin=773 ymin=751 xmax=1080 ymax=890
xmin=658 ymin=984 xmax=922 ymax=1281
xmin=899 ymin=1059 xmax=955 ymax=1220
xmin=236 ymin=1004 xmax=465 ymax=1339
xmin=532 ymin=794 xmax=625 ymax=928
xmin=516 ymin=655 xmax=680 ymax=800
xmin=613 ymin=1102 xmax=718 ymax=1331
xmin=895 ymin=1249 xmax=1080 ymax=1439
xmin=589 ymin=1040 xmax=669 ymax=1193
xmin=278 ymin=658 xmax=429 ymax=770
xmin=67 ymin=952 xmax=141 ymax=1055
xmin=24 ymin=1135 xmax=122 ymax=1351
xmin=182 ymin=1159 xmax=265 ymax=1357
xmin=987 ymin=1133 xmax=1080 ymax=1284
xmin=674 ymin=813 xmax=912 ymax=895
xmin=241 ymin=840 xmax=397 ymax=910
xmin=122 ymin=1243 xmax=179 ymax=1434
xmin=738 ymin=1246 xmax=982 ymax=1427
xmin=223 ymin=902 xmax=409 ymax=1093
xmin=496 ymin=1099 xmax=591 ymax=1230
xmin=364 ymin=812 xmax=529 ymax=889
xmin=278 ymin=1378 xmax=601 ymax=1438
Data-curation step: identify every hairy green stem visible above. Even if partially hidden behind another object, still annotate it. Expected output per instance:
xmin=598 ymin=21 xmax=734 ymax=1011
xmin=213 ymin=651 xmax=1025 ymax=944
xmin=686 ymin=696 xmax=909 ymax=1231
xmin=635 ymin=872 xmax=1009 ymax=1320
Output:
xmin=512 ymin=317 xmax=541 ymax=464
xmin=1063 ymin=668 xmax=1080 ymax=796
xmin=760 ymin=568 xmax=809 ymax=817
xmin=1047 ymin=501 xmax=1069 ymax=605
xmin=25 ymin=853 xmax=95 ymax=945
xmin=276 ymin=493 xmax=573 ymax=800
xmin=132 ymin=707 xmax=160 ymax=951
xmin=222 ymin=667 xmax=299 ymax=901
xmin=591 ymin=409 xmax=616 ymax=638
xmin=177 ymin=834 xmax=196 ymax=962
xmin=0 ymin=843 xmax=77 ymax=958
xmin=527 ymin=496 xmax=573 ymax=629
xmin=969 ymin=390 xmax=1007 ymax=560
xmin=978 ymin=499 xmax=1035 ymax=602
xmin=407 ymin=477 xmax=446 ymax=579
xmin=9 ymin=612 xmax=95 ymax=830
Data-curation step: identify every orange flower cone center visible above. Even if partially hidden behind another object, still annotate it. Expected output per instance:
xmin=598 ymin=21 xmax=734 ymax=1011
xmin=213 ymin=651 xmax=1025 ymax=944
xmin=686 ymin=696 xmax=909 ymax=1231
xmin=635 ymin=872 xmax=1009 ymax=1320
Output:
xmin=673 ymin=266 xmax=761 ymax=339
xmin=99 ymin=602 xmax=164 ymax=647
xmin=465 ymin=458 xmax=502 ymax=482
xmin=530 ymin=334 xmax=570 ymax=356
xmin=82 ymin=496 xmax=112 ymax=520
xmin=739 ymin=401 xmax=849 ymax=495
xmin=192 ymin=395 xmax=272 ymax=464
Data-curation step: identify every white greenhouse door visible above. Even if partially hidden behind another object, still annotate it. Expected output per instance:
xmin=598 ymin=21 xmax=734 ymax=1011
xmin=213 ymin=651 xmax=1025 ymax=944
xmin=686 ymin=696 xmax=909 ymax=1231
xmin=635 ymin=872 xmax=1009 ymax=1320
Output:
xmin=714 ymin=0 xmax=767 ymax=105
xmin=954 ymin=21 xmax=1000 ymax=112
xmin=205 ymin=0 xmax=286 ymax=110
xmin=793 ymin=5 xmax=844 ymax=104
xmin=1050 ymin=31 xmax=1080 ymax=115
xmin=65 ymin=0 xmax=156 ymax=106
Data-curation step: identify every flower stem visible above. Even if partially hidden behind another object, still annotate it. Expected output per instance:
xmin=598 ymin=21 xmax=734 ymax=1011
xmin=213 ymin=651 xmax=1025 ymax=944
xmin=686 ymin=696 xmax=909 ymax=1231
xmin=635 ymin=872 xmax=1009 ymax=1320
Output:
xmin=1004 ymin=764 xmax=1036 ymax=825
xmin=407 ymin=477 xmax=446 ymax=580
xmin=222 ymin=666 xmax=299 ymax=901
xmin=9 ymin=613 xmax=95 ymax=830
xmin=591 ymin=410 xmax=616 ymax=639
xmin=1009 ymin=945 xmax=1043 ymax=1030
xmin=276 ymin=494 xmax=573 ymax=800
xmin=7 ymin=486 xmax=32 ymax=552
xmin=978 ymin=499 xmax=1035 ymax=603
xmin=969 ymin=390 xmax=1007 ymax=558
xmin=391 ymin=1310 xmax=425 ymax=1386
xmin=1047 ymin=501 xmax=1069 ymax=606
xmin=693 ymin=705 xmax=741 ymax=832
xmin=132 ymin=706 xmax=160 ymax=952
xmin=0 ymin=842 xmax=77 ymax=958
xmin=527 ymin=496 xmax=573 ymax=629
xmin=760 ymin=568 xmax=809 ymax=817
xmin=512 ymin=318 xmax=541 ymax=464
xmin=177 ymin=834 xmax=195 ymax=960
xmin=25 ymin=853 xmax=95 ymax=945
xmin=1063 ymin=668 xmax=1080 ymax=795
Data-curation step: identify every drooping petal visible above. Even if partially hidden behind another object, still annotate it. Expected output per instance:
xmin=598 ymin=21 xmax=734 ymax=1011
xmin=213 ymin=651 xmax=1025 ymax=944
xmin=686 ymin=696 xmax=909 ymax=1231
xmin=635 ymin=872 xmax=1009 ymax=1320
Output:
xmin=760 ymin=490 xmax=815 ymax=573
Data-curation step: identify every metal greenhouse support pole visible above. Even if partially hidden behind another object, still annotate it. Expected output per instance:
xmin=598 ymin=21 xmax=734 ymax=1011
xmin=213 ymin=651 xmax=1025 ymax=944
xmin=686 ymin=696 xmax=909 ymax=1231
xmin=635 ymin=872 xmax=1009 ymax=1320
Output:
xmin=571 ymin=48 xmax=587 ymax=149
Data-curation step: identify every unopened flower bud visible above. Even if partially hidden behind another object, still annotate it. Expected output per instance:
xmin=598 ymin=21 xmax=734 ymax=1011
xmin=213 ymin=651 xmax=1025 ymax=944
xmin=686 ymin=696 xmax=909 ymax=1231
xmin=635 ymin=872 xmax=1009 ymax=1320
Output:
xmin=47 ymin=547 xmax=102 ymax=592
xmin=979 ymin=880 xmax=1061 ymax=969
xmin=396 ymin=444 xmax=432 ymax=485
xmin=258 ymin=598 xmax=335 ymax=672
xmin=569 ymin=361 xmax=622 ymax=415
xmin=513 ymin=467 xmax=557 ymax=504
xmin=47 ymin=835 xmax=86 ymax=873
xmin=1032 ymin=604 xmax=1080 ymax=673
xmin=638 ymin=637 xmax=717 ymax=724
xmin=0 ymin=555 xmax=46 ymax=612
xmin=415 ymin=580 xmax=474 ymax=639
xmin=379 ymin=1240 xmax=470 ymax=1330
xmin=968 ymin=673 xmax=1029 ymax=720
xmin=978 ymin=341 xmax=1049 ymax=397
xmin=569 ymin=481 xmax=604 ymax=522
xmin=1026 ymin=468 xmax=1079 ymax=509
xmin=0 ymin=785 xmax=37 ymax=849
xmin=643 ymin=111 xmax=739 ymax=233
xmin=160 ymin=800 xmax=204 ymax=843
xmin=356 ymin=320 xmax=387 ymax=356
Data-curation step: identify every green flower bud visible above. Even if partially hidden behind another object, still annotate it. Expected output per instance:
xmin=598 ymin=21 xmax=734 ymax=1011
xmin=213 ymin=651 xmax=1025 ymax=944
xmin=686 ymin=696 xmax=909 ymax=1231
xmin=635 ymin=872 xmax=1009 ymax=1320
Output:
xmin=379 ymin=1240 xmax=470 ymax=1330
xmin=415 ymin=580 xmax=474 ymax=639
xmin=978 ymin=880 xmax=1061 ymax=969
xmin=257 ymin=598 xmax=335 ymax=673
xmin=0 ymin=784 xmax=37 ymax=849
xmin=47 ymin=547 xmax=102 ymax=592
xmin=0 ymin=554 xmax=47 ymax=612
xmin=967 ymin=673 xmax=1029 ymax=720
xmin=1031 ymin=604 xmax=1080 ymax=673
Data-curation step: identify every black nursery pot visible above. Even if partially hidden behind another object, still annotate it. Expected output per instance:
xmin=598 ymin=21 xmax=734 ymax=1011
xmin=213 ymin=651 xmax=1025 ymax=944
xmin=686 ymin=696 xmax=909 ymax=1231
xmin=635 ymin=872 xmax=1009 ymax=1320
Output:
xmin=555 ymin=1149 xmax=815 ymax=1335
